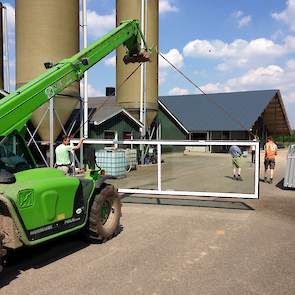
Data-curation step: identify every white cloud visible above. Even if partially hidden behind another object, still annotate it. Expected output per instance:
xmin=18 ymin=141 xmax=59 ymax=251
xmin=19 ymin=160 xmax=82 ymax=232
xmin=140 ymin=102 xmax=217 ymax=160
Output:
xmin=238 ymin=15 xmax=252 ymax=28
xmin=272 ymin=0 xmax=295 ymax=31
xmin=84 ymin=9 xmax=115 ymax=39
xmin=201 ymin=65 xmax=284 ymax=93
xmin=200 ymin=83 xmax=224 ymax=93
xmin=80 ymin=82 xmax=103 ymax=97
xmin=159 ymin=71 xmax=168 ymax=85
xmin=169 ymin=87 xmax=189 ymax=95
xmin=159 ymin=0 xmax=178 ymax=14
xmin=183 ymin=37 xmax=295 ymax=71
xmin=105 ymin=56 xmax=116 ymax=66
xmin=200 ymin=60 xmax=295 ymax=104
xmin=159 ymin=48 xmax=184 ymax=69
xmin=184 ymin=38 xmax=284 ymax=59
xmin=232 ymin=10 xmax=251 ymax=28
xmin=232 ymin=10 xmax=244 ymax=18
xmin=159 ymin=48 xmax=183 ymax=86
xmin=225 ymin=65 xmax=284 ymax=90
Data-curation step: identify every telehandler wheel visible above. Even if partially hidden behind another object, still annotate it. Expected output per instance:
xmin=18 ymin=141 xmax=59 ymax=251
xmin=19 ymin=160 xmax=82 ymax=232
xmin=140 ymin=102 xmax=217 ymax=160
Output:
xmin=87 ymin=184 xmax=122 ymax=242
xmin=0 ymin=233 xmax=6 ymax=272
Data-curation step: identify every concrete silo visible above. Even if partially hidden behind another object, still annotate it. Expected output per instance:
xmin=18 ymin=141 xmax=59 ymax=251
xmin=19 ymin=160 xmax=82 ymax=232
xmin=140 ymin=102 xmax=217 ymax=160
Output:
xmin=16 ymin=0 xmax=80 ymax=141
xmin=116 ymin=0 xmax=158 ymax=129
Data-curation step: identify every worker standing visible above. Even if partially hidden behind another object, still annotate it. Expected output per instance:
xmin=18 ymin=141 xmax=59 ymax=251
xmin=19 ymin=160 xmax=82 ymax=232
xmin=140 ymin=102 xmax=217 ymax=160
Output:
xmin=55 ymin=135 xmax=85 ymax=174
xmin=229 ymin=145 xmax=243 ymax=181
xmin=264 ymin=136 xmax=278 ymax=184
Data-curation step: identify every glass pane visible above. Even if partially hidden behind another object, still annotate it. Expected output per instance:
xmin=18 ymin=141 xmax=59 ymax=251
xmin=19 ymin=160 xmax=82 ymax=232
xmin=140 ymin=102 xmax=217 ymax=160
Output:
xmin=87 ymin=143 xmax=158 ymax=190
xmin=161 ymin=144 xmax=256 ymax=195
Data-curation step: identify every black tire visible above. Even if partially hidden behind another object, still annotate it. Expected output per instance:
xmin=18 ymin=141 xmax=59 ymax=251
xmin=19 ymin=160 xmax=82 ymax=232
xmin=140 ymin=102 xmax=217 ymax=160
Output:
xmin=87 ymin=184 xmax=122 ymax=242
xmin=0 ymin=233 xmax=6 ymax=272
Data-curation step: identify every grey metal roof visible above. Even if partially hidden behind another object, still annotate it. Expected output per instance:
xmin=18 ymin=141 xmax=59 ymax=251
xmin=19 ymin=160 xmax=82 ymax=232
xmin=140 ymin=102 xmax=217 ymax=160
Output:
xmin=87 ymin=96 xmax=143 ymax=127
xmin=159 ymin=90 xmax=279 ymax=132
xmin=88 ymin=96 xmax=122 ymax=124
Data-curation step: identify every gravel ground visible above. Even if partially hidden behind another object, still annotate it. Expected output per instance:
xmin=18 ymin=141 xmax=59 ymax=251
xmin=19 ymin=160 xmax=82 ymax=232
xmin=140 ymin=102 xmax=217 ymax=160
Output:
xmin=1 ymin=149 xmax=295 ymax=295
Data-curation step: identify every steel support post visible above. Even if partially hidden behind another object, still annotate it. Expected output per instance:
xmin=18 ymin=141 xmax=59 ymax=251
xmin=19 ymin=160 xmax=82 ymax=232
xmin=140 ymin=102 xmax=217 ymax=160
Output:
xmin=49 ymin=97 xmax=54 ymax=167
xmin=80 ymin=99 xmax=84 ymax=169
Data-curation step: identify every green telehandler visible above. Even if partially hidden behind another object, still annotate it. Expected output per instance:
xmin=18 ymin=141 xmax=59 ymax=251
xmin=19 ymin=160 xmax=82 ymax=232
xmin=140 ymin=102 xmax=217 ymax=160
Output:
xmin=0 ymin=20 xmax=149 ymax=272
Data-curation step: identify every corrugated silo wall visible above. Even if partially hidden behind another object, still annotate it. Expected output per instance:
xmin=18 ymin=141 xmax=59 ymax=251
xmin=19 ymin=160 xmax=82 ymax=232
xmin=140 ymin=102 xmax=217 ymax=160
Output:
xmin=16 ymin=0 xmax=80 ymax=141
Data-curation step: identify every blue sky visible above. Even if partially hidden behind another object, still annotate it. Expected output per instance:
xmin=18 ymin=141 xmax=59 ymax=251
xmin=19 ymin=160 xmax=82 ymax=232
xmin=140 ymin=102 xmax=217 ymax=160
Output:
xmin=3 ymin=0 xmax=295 ymax=128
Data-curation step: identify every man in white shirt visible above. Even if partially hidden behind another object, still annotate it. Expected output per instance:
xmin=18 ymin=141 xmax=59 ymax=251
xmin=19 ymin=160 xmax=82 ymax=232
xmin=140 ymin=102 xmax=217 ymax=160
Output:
xmin=55 ymin=135 xmax=85 ymax=174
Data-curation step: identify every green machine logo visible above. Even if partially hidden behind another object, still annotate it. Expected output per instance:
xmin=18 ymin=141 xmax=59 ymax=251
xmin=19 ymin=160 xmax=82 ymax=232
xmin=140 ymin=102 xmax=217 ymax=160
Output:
xmin=45 ymin=72 xmax=76 ymax=99
xmin=17 ymin=189 xmax=34 ymax=209
xmin=45 ymin=86 xmax=55 ymax=99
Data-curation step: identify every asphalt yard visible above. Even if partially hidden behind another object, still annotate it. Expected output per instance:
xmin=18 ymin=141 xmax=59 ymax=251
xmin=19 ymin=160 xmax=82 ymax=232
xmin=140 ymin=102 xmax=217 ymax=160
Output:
xmin=1 ymin=149 xmax=295 ymax=295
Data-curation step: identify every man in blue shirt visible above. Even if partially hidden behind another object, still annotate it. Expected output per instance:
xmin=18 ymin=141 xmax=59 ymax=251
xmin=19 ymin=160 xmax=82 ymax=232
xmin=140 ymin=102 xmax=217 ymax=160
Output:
xmin=229 ymin=145 xmax=242 ymax=181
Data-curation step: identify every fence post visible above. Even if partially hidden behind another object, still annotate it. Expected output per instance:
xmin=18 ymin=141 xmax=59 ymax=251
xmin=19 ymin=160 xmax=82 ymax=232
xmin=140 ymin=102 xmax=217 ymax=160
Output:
xmin=157 ymin=143 xmax=161 ymax=191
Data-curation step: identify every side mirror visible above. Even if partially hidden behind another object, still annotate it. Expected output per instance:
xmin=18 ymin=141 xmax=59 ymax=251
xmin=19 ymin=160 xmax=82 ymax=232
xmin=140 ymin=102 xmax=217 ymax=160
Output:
xmin=0 ymin=169 xmax=16 ymax=184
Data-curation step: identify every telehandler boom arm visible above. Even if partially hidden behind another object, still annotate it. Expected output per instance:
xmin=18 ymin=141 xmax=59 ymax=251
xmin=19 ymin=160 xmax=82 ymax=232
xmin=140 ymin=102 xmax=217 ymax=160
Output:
xmin=0 ymin=20 xmax=148 ymax=136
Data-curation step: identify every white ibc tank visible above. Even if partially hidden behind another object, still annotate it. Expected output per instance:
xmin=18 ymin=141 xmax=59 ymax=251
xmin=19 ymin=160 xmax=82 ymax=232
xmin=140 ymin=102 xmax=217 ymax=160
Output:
xmin=95 ymin=149 xmax=126 ymax=177
xmin=125 ymin=149 xmax=138 ymax=170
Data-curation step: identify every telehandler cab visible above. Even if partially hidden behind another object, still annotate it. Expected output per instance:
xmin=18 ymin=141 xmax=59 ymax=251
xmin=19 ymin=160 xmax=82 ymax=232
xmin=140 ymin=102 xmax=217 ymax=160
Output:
xmin=0 ymin=20 xmax=150 ymax=272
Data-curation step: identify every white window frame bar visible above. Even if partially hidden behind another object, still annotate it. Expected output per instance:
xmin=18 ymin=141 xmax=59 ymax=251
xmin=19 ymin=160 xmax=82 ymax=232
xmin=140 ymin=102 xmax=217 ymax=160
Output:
xmin=72 ymin=139 xmax=260 ymax=199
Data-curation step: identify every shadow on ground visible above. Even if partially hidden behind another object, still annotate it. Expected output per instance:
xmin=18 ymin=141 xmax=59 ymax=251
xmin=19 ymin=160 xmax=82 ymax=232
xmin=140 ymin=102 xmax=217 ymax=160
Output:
xmin=0 ymin=226 xmax=123 ymax=287
xmin=225 ymin=176 xmax=235 ymax=180
xmin=121 ymin=195 xmax=254 ymax=211
xmin=276 ymin=178 xmax=295 ymax=191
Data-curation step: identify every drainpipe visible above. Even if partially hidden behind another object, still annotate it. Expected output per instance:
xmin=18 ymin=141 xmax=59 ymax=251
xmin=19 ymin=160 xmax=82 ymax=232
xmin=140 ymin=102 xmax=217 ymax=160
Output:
xmin=140 ymin=0 xmax=147 ymax=164
xmin=2 ymin=4 xmax=10 ymax=92
xmin=82 ymin=0 xmax=88 ymax=138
